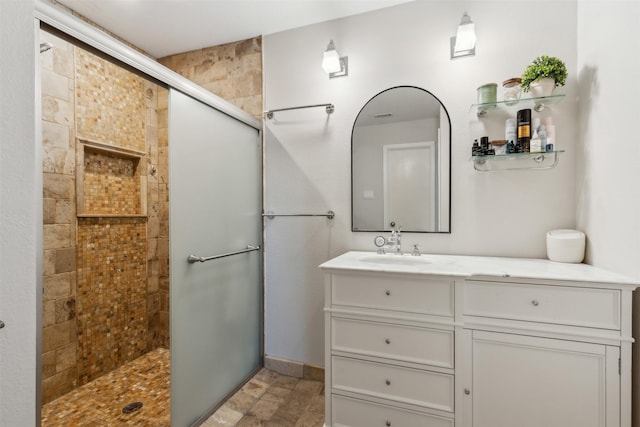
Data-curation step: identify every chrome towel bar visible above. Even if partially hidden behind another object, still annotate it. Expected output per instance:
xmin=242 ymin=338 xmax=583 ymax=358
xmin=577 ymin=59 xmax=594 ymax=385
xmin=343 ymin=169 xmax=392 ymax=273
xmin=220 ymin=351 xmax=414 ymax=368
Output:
xmin=264 ymin=103 xmax=334 ymax=120
xmin=262 ymin=211 xmax=335 ymax=220
xmin=187 ymin=245 xmax=260 ymax=264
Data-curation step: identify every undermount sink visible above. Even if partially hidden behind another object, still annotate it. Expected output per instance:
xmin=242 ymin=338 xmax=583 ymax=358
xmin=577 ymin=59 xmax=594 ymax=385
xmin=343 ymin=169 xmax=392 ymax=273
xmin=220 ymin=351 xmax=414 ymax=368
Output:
xmin=358 ymin=255 xmax=433 ymax=266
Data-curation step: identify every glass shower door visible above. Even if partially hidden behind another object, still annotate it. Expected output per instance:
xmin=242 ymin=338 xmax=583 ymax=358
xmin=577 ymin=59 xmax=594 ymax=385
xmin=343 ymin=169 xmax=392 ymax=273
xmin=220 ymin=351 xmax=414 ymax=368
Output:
xmin=168 ymin=89 xmax=262 ymax=427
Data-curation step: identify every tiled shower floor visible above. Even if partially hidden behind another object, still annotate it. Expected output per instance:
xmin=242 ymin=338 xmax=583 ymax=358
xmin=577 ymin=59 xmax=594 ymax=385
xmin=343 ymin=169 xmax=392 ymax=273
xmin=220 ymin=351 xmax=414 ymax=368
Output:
xmin=41 ymin=348 xmax=324 ymax=426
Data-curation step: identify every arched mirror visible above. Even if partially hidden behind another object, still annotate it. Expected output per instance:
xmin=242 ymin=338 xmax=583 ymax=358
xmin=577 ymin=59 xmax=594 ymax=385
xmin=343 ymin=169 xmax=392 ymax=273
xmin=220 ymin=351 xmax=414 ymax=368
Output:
xmin=352 ymin=86 xmax=451 ymax=233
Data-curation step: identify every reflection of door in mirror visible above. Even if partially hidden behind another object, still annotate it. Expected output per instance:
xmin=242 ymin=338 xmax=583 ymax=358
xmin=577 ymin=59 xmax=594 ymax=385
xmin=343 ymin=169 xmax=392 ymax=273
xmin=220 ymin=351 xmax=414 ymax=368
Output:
xmin=383 ymin=142 xmax=436 ymax=231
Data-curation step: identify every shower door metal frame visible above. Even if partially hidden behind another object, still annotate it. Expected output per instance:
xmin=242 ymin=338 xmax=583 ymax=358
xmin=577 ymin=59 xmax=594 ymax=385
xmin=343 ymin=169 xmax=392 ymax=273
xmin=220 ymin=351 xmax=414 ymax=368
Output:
xmin=33 ymin=2 xmax=265 ymax=425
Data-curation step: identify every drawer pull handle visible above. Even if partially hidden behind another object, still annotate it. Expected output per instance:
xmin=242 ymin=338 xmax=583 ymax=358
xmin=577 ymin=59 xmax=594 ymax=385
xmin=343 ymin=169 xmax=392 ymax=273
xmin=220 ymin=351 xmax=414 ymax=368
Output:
xmin=464 ymin=388 xmax=471 ymax=395
xmin=385 ymin=421 xmax=391 ymax=427
xmin=385 ymin=338 xmax=391 ymax=344
xmin=385 ymin=379 xmax=391 ymax=386
xmin=531 ymin=299 xmax=539 ymax=306
xmin=385 ymin=290 xmax=391 ymax=296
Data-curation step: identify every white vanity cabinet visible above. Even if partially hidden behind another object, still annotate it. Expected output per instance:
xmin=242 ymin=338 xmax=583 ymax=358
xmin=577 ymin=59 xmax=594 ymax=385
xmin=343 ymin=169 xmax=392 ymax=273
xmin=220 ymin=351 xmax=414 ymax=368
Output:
xmin=460 ymin=277 xmax=631 ymax=427
xmin=324 ymin=270 xmax=457 ymax=426
xmin=320 ymin=252 xmax=637 ymax=427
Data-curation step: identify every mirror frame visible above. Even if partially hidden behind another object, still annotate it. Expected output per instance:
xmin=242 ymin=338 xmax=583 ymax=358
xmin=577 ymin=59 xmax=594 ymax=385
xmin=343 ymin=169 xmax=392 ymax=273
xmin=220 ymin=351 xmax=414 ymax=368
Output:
xmin=351 ymin=85 xmax=452 ymax=233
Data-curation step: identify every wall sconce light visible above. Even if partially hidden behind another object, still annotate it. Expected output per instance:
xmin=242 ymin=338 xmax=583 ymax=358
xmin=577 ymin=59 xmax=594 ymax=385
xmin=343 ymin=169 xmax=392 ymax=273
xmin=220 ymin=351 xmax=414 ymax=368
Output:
xmin=450 ymin=12 xmax=476 ymax=59
xmin=322 ymin=40 xmax=348 ymax=78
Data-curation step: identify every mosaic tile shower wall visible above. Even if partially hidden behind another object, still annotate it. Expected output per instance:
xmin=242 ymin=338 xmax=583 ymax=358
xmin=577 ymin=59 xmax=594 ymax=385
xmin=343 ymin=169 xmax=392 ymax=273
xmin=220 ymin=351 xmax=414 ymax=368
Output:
xmin=41 ymin=30 xmax=170 ymax=404
xmin=76 ymin=217 xmax=148 ymax=384
xmin=75 ymin=48 xmax=146 ymax=152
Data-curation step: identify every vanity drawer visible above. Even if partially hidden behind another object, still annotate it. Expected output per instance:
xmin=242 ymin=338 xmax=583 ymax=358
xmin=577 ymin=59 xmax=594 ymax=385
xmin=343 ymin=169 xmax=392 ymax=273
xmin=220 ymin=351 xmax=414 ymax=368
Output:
xmin=332 ymin=394 xmax=454 ymax=427
xmin=332 ymin=273 xmax=454 ymax=317
xmin=464 ymin=280 xmax=621 ymax=330
xmin=332 ymin=317 xmax=454 ymax=368
xmin=332 ymin=356 xmax=454 ymax=412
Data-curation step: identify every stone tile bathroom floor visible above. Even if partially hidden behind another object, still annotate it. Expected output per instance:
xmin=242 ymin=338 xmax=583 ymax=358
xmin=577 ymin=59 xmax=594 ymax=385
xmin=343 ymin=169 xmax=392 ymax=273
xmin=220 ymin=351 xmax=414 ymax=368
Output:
xmin=41 ymin=347 xmax=324 ymax=427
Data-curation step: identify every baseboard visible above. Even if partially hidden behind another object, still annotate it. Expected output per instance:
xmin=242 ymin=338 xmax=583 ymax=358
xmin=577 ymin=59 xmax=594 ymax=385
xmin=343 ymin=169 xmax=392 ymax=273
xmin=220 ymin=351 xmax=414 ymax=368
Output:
xmin=264 ymin=355 xmax=324 ymax=381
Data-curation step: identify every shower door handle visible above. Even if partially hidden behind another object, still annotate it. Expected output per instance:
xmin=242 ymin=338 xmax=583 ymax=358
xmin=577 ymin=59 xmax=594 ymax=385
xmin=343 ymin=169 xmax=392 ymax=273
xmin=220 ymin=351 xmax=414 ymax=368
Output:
xmin=187 ymin=245 xmax=260 ymax=264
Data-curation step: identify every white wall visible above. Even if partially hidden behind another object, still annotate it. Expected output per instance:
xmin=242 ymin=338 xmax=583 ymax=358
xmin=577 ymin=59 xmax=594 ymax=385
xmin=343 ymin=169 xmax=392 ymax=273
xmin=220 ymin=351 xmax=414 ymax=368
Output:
xmin=575 ymin=2 xmax=640 ymax=425
xmin=576 ymin=0 xmax=640 ymax=278
xmin=0 ymin=0 xmax=41 ymax=425
xmin=263 ymin=0 xmax=578 ymax=365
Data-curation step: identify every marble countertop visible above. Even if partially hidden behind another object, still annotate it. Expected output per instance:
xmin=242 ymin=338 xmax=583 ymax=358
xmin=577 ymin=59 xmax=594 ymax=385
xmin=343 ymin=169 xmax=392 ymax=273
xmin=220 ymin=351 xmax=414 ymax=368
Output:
xmin=319 ymin=251 xmax=640 ymax=288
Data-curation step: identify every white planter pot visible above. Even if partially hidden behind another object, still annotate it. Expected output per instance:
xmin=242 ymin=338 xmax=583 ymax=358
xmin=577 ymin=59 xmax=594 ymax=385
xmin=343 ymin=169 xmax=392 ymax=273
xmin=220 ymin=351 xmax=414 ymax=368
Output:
xmin=529 ymin=77 xmax=555 ymax=98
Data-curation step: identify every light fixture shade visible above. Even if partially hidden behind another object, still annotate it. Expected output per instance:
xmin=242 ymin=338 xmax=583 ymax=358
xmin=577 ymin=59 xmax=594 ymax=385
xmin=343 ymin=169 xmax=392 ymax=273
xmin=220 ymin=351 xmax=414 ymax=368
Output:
xmin=451 ymin=12 xmax=476 ymax=59
xmin=322 ymin=41 xmax=342 ymax=74
xmin=454 ymin=21 xmax=476 ymax=52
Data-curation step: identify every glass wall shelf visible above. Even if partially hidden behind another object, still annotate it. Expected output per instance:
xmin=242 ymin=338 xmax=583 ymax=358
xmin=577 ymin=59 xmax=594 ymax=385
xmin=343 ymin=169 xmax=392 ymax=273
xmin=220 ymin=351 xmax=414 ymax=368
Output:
xmin=472 ymin=94 xmax=565 ymax=117
xmin=471 ymin=150 xmax=565 ymax=172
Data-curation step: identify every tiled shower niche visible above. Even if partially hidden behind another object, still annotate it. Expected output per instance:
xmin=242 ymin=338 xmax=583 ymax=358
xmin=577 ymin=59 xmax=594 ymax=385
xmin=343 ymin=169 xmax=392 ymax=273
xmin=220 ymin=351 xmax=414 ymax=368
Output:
xmin=77 ymin=140 xmax=146 ymax=217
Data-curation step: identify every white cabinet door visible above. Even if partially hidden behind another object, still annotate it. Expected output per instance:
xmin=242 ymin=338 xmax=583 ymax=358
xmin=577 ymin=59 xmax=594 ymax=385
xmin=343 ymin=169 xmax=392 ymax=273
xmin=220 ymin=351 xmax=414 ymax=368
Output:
xmin=464 ymin=330 xmax=619 ymax=427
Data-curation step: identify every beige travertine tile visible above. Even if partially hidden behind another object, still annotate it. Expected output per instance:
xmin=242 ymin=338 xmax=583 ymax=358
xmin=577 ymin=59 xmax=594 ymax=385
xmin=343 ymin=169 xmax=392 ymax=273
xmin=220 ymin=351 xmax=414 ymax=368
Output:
xmin=54 ymin=247 xmax=76 ymax=273
xmin=43 ymin=146 xmax=75 ymax=175
xmin=44 ymin=224 xmax=72 ymax=249
xmin=43 ymin=173 xmax=74 ymax=200
xmin=42 ymin=69 xmax=72 ymax=101
xmin=43 ymin=249 xmax=57 ymax=276
xmin=306 ymin=394 xmax=325 ymax=414
xmin=43 ymin=300 xmax=57 ymax=328
xmin=247 ymin=398 xmax=279 ymax=420
xmin=42 ymin=95 xmax=73 ymax=125
xmin=264 ymin=356 xmax=304 ymax=378
xmin=42 ymin=120 xmax=71 ymax=148
xmin=240 ymin=378 xmax=269 ymax=399
xmin=237 ymin=415 xmax=267 ymax=427
xmin=43 ymin=272 xmax=73 ymax=300
xmin=225 ymin=390 xmax=258 ymax=414
xmin=201 ymin=405 xmax=244 ymax=427
xmin=44 ymin=198 xmax=57 ymax=224
xmin=55 ymin=199 xmax=75 ymax=224
xmin=292 ymin=380 xmax=323 ymax=396
xmin=271 ymin=375 xmax=300 ymax=390
xmin=53 ymin=44 xmax=74 ymax=78
xmin=42 ymin=367 xmax=77 ymax=404
xmin=302 ymin=364 xmax=324 ymax=382
xmin=42 ymin=350 xmax=57 ymax=378
xmin=55 ymin=343 xmax=77 ymax=373
xmin=293 ymin=409 xmax=325 ymax=427
xmin=260 ymin=386 xmax=292 ymax=405
xmin=54 ymin=297 xmax=76 ymax=323
xmin=42 ymin=320 xmax=76 ymax=353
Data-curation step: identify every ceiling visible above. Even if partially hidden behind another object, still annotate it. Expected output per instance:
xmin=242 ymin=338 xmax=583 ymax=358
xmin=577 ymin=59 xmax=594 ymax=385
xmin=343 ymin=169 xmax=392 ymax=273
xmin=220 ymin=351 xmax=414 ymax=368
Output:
xmin=55 ymin=0 xmax=414 ymax=58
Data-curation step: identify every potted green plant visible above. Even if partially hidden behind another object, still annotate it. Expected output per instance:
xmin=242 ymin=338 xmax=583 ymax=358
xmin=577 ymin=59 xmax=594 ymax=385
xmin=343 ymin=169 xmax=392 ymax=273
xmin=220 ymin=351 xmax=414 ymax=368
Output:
xmin=520 ymin=55 xmax=567 ymax=97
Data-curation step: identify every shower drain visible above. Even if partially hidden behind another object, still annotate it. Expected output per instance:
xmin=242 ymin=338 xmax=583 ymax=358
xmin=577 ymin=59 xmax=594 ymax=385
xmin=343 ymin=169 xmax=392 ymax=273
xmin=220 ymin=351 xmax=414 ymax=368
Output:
xmin=122 ymin=402 xmax=143 ymax=414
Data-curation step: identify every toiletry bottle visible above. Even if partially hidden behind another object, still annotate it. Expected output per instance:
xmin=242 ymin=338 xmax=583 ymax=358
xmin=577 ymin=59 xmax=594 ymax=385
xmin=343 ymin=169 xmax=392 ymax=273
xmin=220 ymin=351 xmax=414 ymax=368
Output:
xmin=481 ymin=136 xmax=490 ymax=155
xmin=545 ymin=116 xmax=555 ymax=151
xmin=517 ymin=109 xmax=531 ymax=152
xmin=538 ymin=125 xmax=548 ymax=151
xmin=505 ymin=118 xmax=517 ymax=143
xmin=472 ymin=139 xmax=480 ymax=156
xmin=530 ymin=129 xmax=542 ymax=153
